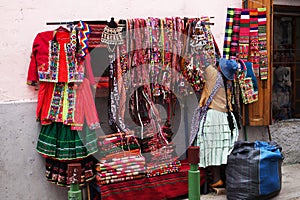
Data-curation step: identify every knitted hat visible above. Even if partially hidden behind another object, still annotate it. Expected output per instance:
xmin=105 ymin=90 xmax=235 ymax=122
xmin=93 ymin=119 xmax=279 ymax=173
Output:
xmin=219 ymin=58 xmax=238 ymax=80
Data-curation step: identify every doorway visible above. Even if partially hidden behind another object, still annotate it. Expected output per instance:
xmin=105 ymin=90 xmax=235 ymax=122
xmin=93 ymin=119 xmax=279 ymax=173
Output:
xmin=272 ymin=5 xmax=300 ymax=120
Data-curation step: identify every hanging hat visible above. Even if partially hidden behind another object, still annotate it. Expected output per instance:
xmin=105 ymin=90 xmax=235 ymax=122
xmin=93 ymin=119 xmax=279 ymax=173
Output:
xmin=219 ymin=58 xmax=238 ymax=80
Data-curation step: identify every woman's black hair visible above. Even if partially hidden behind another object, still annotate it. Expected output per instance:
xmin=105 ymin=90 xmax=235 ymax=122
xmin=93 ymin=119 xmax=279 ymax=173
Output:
xmin=222 ymin=74 xmax=235 ymax=136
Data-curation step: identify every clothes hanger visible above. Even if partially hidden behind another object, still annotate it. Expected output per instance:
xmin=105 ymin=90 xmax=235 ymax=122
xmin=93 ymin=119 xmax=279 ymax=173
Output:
xmin=108 ymin=17 xmax=118 ymax=28
xmin=55 ymin=24 xmax=72 ymax=32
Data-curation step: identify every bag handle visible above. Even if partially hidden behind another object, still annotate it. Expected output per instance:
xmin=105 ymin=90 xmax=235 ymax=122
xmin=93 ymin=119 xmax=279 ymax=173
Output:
xmin=236 ymin=59 xmax=247 ymax=71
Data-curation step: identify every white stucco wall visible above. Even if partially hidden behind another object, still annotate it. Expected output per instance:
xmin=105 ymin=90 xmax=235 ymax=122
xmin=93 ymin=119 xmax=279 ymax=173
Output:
xmin=0 ymin=0 xmax=241 ymax=103
xmin=0 ymin=1 xmax=242 ymax=199
xmin=1 ymin=1 xmax=300 ymax=199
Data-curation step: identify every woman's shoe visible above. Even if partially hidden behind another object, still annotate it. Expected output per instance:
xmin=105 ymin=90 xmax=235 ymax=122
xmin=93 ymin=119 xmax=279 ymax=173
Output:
xmin=209 ymin=179 xmax=224 ymax=188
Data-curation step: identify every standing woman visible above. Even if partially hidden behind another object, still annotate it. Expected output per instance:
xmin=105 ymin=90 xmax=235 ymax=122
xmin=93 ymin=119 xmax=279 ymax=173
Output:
xmin=190 ymin=58 xmax=239 ymax=188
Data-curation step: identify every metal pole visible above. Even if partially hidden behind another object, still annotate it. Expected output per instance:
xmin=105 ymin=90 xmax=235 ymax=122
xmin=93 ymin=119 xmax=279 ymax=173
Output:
xmin=188 ymin=146 xmax=200 ymax=200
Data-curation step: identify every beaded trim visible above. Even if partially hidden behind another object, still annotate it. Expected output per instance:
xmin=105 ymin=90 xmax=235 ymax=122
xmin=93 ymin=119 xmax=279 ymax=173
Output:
xmin=47 ymin=83 xmax=76 ymax=125
xmin=62 ymin=84 xmax=76 ymax=125
xmin=101 ymin=26 xmax=123 ymax=52
xmin=47 ymin=83 xmax=64 ymax=121
xmin=101 ymin=26 xmax=123 ymax=45
xmin=38 ymin=41 xmax=60 ymax=82
xmin=65 ymin=43 xmax=84 ymax=82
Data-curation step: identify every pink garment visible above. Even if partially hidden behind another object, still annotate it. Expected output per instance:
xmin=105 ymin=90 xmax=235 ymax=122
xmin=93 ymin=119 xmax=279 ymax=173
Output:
xmin=71 ymin=78 xmax=100 ymax=130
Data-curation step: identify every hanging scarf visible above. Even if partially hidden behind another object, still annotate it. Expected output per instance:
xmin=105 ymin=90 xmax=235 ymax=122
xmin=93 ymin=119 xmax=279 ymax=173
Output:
xmin=223 ymin=8 xmax=235 ymax=59
xmin=249 ymin=8 xmax=260 ymax=76
xmin=258 ymin=8 xmax=268 ymax=80
xmin=238 ymin=9 xmax=250 ymax=61
xmin=229 ymin=8 xmax=241 ymax=59
xmin=76 ymin=20 xmax=91 ymax=59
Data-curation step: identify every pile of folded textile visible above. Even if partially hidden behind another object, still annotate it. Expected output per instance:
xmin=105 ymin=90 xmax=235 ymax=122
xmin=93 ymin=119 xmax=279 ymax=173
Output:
xmin=95 ymin=155 xmax=146 ymax=185
xmin=138 ymin=124 xmax=181 ymax=178
xmin=96 ymin=133 xmax=146 ymax=185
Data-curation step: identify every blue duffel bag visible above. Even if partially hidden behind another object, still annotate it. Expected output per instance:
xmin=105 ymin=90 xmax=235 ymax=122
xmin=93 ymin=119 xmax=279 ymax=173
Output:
xmin=226 ymin=140 xmax=284 ymax=200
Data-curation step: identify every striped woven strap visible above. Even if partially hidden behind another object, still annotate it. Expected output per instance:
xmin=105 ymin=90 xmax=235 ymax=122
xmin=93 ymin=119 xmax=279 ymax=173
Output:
xmin=238 ymin=9 xmax=250 ymax=61
xmin=249 ymin=8 xmax=260 ymax=76
xmin=229 ymin=8 xmax=241 ymax=59
xmin=223 ymin=8 xmax=235 ymax=59
xmin=258 ymin=8 xmax=268 ymax=80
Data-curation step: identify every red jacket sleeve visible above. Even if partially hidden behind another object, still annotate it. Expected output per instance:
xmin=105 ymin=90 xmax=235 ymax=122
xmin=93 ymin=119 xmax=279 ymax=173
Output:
xmin=27 ymin=33 xmax=41 ymax=86
xmin=27 ymin=31 xmax=53 ymax=86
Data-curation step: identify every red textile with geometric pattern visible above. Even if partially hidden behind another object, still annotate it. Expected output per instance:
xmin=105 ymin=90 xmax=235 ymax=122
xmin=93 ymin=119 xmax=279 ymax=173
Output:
xmin=93 ymin=160 xmax=206 ymax=200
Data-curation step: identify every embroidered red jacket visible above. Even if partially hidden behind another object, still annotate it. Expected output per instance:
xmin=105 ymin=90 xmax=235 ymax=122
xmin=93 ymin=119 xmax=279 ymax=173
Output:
xmin=27 ymin=29 xmax=99 ymax=130
xmin=27 ymin=29 xmax=95 ymax=86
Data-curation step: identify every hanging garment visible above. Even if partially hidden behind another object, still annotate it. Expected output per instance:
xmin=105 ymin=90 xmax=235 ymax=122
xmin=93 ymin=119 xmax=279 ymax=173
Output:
xmin=27 ymin=25 xmax=100 ymax=163
xmin=27 ymin=29 xmax=85 ymax=85
xmin=229 ymin=8 xmax=241 ymax=59
xmin=249 ymin=8 xmax=260 ymax=76
xmin=258 ymin=8 xmax=268 ymax=80
xmin=223 ymin=8 xmax=235 ymax=59
xmin=45 ymin=155 xmax=97 ymax=186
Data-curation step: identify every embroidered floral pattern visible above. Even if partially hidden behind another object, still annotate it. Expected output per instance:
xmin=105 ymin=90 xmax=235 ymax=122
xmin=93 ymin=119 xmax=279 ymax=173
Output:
xmin=47 ymin=83 xmax=76 ymax=125
xmin=38 ymin=41 xmax=60 ymax=82
xmin=63 ymin=84 xmax=76 ymax=124
xmin=65 ymin=43 xmax=85 ymax=82
xmin=48 ymin=83 xmax=64 ymax=121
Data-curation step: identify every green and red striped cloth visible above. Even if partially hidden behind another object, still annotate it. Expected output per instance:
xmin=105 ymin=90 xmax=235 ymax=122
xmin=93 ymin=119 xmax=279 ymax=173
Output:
xmin=223 ymin=7 xmax=268 ymax=80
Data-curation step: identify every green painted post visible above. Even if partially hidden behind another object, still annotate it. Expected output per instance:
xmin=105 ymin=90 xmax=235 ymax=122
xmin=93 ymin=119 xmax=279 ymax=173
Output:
xmin=68 ymin=183 xmax=82 ymax=200
xmin=188 ymin=146 xmax=200 ymax=200
xmin=67 ymin=163 xmax=82 ymax=200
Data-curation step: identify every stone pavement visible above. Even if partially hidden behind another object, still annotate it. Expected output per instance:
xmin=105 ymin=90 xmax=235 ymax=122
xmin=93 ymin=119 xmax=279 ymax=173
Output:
xmin=180 ymin=163 xmax=300 ymax=200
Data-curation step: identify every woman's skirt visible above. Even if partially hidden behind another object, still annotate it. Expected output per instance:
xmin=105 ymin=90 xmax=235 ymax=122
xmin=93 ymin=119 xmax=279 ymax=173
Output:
xmin=36 ymin=122 xmax=98 ymax=160
xmin=194 ymin=109 xmax=239 ymax=168
xmin=45 ymin=156 xmax=97 ymax=187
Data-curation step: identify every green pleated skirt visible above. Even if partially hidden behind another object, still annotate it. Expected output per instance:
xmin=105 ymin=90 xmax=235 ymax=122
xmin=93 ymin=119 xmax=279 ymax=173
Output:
xmin=194 ymin=109 xmax=239 ymax=168
xmin=37 ymin=122 xmax=98 ymax=160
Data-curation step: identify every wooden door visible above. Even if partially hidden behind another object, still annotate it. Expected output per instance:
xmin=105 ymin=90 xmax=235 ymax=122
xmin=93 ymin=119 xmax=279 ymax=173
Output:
xmin=243 ymin=0 xmax=273 ymax=126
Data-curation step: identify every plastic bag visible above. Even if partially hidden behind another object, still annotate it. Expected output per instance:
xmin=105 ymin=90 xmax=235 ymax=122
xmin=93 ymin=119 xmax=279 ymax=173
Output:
xmin=226 ymin=140 xmax=284 ymax=200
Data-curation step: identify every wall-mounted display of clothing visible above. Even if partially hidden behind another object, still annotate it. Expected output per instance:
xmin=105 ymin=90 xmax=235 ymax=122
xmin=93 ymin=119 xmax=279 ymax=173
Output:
xmin=26 ymin=15 xmax=236 ymax=199
xmin=223 ymin=7 xmax=268 ymax=80
xmin=27 ymin=21 xmax=100 ymax=186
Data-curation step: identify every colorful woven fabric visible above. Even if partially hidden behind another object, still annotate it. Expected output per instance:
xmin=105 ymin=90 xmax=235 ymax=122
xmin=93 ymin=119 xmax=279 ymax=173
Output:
xmin=77 ymin=20 xmax=91 ymax=58
xmin=258 ymin=8 xmax=268 ymax=80
xmin=249 ymin=9 xmax=260 ymax=76
xmin=96 ymin=155 xmax=146 ymax=185
xmin=223 ymin=8 xmax=235 ymax=59
xmin=88 ymin=24 xmax=107 ymax=48
xmin=238 ymin=9 xmax=250 ymax=61
xmin=237 ymin=61 xmax=258 ymax=104
xmin=229 ymin=8 xmax=241 ymax=59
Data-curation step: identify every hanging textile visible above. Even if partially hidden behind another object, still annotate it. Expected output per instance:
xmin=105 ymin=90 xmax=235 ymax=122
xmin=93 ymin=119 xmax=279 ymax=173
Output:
xmin=223 ymin=7 xmax=268 ymax=80
xmin=94 ymin=17 xmax=218 ymax=186
xmin=101 ymin=19 xmax=127 ymax=132
xmin=223 ymin=8 xmax=235 ymax=59
xmin=258 ymin=8 xmax=268 ymax=80
xmin=229 ymin=8 xmax=241 ymax=59
xmin=238 ymin=9 xmax=250 ymax=62
xmin=27 ymin=21 xmax=100 ymax=186
xmin=249 ymin=9 xmax=260 ymax=76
